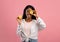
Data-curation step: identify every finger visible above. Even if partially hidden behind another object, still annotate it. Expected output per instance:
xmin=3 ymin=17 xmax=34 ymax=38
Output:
xmin=33 ymin=14 xmax=37 ymax=17
xmin=33 ymin=10 xmax=37 ymax=14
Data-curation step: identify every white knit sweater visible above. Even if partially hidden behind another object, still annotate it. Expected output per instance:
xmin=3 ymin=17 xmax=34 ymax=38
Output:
xmin=16 ymin=17 xmax=46 ymax=41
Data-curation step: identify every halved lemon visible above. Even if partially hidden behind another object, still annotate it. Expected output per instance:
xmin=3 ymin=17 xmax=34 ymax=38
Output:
xmin=30 ymin=10 xmax=33 ymax=15
xmin=17 ymin=15 xmax=22 ymax=20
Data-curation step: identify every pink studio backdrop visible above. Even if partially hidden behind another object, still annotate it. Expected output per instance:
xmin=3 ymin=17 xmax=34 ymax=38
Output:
xmin=0 ymin=0 xmax=60 ymax=42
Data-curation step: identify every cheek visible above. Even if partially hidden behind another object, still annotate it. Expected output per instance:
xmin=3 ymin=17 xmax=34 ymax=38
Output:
xmin=27 ymin=14 xmax=30 ymax=16
xmin=27 ymin=14 xmax=31 ymax=17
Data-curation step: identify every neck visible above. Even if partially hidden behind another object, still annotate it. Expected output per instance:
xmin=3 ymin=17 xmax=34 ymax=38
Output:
xmin=25 ymin=18 xmax=32 ymax=22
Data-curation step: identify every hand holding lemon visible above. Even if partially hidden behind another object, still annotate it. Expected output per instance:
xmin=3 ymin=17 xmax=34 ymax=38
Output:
xmin=17 ymin=15 xmax=22 ymax=25
xmin=30 ymin=10 xmax=38 ymax=19
xmin=29 ymin=10 xmax=33 ymax=15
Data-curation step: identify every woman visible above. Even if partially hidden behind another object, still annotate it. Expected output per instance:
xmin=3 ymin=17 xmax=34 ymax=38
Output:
xmin=16 ymin=5 xmax=46 ymax=42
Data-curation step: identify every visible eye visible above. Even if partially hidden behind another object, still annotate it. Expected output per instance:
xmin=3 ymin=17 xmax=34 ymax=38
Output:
xmin=27 ymin=10 xmax=30 ymax=12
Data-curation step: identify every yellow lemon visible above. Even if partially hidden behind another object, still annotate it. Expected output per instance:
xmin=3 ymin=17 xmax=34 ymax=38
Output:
xmin=30 ymin=10 xmax=33 ymax=15
xmin=17 ymin=15 xmax=22 ymax=20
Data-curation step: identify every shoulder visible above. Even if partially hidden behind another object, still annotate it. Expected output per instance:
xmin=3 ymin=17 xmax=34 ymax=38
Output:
xmin=21 ymin=19 xmax=25 ymax=23
xmin=22 ymin=19 xmax=25 ymax=21
xmin=32 ymin=19 xmax=37 ymax=23
xmin=36 ymin=17 xmax=44 ymax=22
xmin=32 ymin=17 xmax=42 ymax=23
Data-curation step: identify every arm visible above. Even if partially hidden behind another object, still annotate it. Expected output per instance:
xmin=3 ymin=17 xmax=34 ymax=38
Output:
xmin=36 ymin=17 xmax=46 ymax=30
xmin=16 ymin=24 xmax=22 ymax=37
xmin=32 ymin=10 xmax=46 ymax=30
xmin=16 ymin=16 xmax=22 ymax=36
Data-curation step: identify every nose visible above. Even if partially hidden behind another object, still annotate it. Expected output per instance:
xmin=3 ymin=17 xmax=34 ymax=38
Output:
xmin=27 ymin=12 xmax=30 ymax=15
xmin=27 ymin=14 xmax=30 ymax=15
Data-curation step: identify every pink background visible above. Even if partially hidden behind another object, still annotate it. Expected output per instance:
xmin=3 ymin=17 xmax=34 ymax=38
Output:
xmin=0 ymin=0 xmax=60 ymax=42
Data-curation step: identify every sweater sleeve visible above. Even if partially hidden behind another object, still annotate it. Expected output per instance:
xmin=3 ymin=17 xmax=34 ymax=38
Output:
xmin=16 ymin=24 xmax=22 ymax=37
xmin=36 ymin=17 xmax=46 ymax=30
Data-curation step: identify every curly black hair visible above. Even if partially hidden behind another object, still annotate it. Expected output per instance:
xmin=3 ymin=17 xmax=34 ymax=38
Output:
xmin=22 ymin=5 xmax=36 ymax=20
